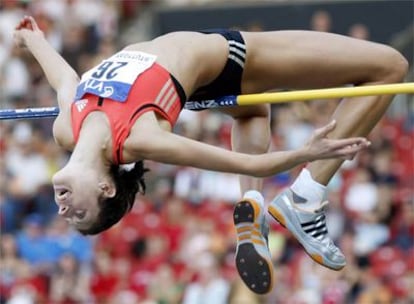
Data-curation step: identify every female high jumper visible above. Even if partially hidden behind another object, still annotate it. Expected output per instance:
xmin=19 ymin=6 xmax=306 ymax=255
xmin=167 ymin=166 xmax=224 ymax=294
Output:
xmin=14 ymin=16 xmax=407 ymax=294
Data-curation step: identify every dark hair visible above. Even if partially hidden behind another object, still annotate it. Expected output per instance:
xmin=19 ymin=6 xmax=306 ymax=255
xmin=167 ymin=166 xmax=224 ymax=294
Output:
xmin=77 ymin=161 xmax=149 ymax=235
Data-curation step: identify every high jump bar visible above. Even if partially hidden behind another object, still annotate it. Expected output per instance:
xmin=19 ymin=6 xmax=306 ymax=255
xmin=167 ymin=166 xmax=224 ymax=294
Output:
xmin=1 ymin=82 xmax=413 ymax=120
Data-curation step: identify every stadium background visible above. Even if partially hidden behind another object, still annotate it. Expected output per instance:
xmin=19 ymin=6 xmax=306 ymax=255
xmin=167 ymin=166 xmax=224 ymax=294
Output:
xmin=0 ymin=0 xmax=413 ymax=303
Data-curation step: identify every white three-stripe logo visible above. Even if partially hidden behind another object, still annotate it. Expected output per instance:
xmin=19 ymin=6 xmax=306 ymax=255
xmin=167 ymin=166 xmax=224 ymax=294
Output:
xmin=228 ymin=40 xmax=246 ymax=68
xmin=75 ymin=99 xmax=88 ymax=112
xmin=154 ymin=79 xmax=177 ymax=112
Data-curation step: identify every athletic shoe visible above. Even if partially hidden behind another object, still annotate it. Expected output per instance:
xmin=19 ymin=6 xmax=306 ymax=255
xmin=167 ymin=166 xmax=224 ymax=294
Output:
xmin=234 ymin=191 xmax=274 ymax=294
xmin=268 ymin=188 xmax=346 ymax=270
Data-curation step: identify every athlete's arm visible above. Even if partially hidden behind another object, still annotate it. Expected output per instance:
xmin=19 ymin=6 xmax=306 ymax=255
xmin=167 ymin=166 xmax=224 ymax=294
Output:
xmin=14 ymin=16 xmax=79 ymax=112
xmin=139 ymin=120 xmax=370 ymax=177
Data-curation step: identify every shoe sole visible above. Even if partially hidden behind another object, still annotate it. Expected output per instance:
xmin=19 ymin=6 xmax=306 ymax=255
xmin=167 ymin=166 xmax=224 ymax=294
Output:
xmin=234 ymin=200 xmax=273 ymax=294
xmin=268 ymin=201 xmax=345 ymax=271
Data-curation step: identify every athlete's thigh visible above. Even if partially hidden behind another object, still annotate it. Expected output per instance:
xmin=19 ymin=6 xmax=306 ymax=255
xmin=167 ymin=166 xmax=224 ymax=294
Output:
xmin=240 ymin=30 xmax=391 ymax=94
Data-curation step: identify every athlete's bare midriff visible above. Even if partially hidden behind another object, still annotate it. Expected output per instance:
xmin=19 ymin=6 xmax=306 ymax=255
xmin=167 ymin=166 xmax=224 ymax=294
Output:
xmin=124 ymin=31 xmax=230 ymax=98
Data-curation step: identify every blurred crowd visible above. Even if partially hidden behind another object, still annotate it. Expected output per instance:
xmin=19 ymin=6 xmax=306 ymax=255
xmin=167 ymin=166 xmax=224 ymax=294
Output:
xmin=1 ymin=0 xmax=413 ymax=303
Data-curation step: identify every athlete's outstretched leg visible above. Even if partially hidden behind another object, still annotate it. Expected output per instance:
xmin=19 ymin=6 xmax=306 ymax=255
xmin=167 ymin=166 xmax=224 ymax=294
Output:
xmin=241 ymin=30 xmax=409 ymax=270
xmin=220 ymin=104 xmax=274 ymax=294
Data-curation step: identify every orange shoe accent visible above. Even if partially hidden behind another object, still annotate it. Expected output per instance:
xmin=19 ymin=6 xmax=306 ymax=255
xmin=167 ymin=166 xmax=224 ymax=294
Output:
xmin=236 ymin=226 xmax=253 ymax=233
xmin=268 ymin=206 xmax=286 ymax=228
xmin=238 ymin=234 xmax=251 ymax=241
xmin=252 ymin=239 xmax=266 ymax=246
xmin=309 ymin=253 xmax=345 ymax=271
xmin=310 ymin=253 xmax=324 ymax=266
xmin=248 ymin=200 xmax=261 ymax=221
xmin=251 ymin=230 xmax=263 ymax=237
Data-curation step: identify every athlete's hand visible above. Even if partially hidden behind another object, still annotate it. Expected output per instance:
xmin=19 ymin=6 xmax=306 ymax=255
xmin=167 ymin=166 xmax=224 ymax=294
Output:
xmin=14 ymin=16 xmax=44 ymax=48
xmin=304 ymin=120 xmax=370 ymax=161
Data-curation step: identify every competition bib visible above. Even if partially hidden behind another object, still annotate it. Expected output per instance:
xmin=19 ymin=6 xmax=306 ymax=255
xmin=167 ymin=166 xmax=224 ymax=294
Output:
xmin=75 ymin=51 xmax=157 ymax=102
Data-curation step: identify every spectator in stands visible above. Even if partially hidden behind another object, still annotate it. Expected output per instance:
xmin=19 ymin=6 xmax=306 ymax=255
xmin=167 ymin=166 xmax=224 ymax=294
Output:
xmin=15 ymin=214 xmax=56 ymax=273
xmin=49 ymin=253 xmax=91 ymax=303
xmin=147 ymin=263 xmax=183 ymax=303
xmin=5 ymin=122 xmax=49 ymax=197
xmin=0 ymin=234 xmax=27 ymax=302
xmin=46 ymin=216 xmax=94 ymax=266
xmin=310 ymin=10 xmax=332 ymax=32
xmin=90 ymin=250 xmax=120 ymax=302
xmin=182 ymin=252 xmax=231 ymax=304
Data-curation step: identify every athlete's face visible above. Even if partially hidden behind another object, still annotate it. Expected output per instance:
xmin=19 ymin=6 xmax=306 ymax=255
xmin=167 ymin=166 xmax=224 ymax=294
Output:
xmin=52 ymin=167 xmax=103 ymax=230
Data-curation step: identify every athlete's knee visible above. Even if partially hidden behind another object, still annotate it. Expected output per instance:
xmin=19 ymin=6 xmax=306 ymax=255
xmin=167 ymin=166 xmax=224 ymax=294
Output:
xmin=374 ymin=46 xmax=408 ymax=83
